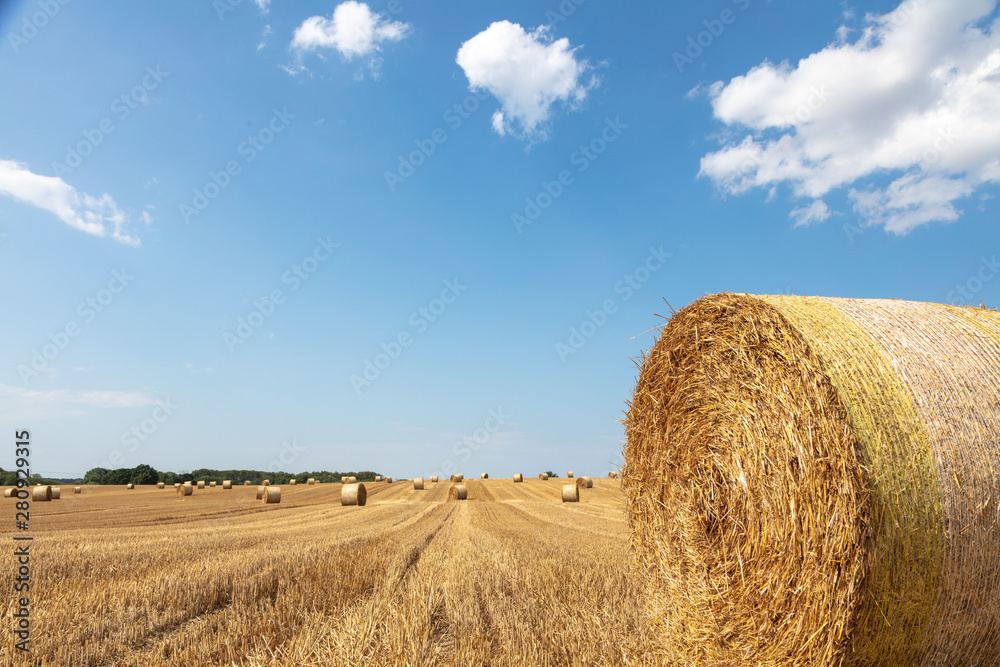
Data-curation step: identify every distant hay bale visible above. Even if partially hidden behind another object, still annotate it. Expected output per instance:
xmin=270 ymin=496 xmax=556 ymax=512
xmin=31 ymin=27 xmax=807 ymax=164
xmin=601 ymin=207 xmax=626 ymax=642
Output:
xmin=174 ymin=483 xmax=180 ymax=488
xmin=126 ymin=483 xmax=135 ymax=489
xmin=449 ymin=484 xmax=468 ymax=501
xmin=256 ymin=485 xmax=265 ymax=500
xmin=32 ymin=486 xmax=51 ymax=501
xmin=375 ymin=475 xmax=382 ymax=482
xmin=289 ymin=479 xmax=297 ymax=485
xmin=263 ymin=487 xmax=281 ymax=504
xmin=624 ymin=293 xmax=1000 ymax=666
xmin=608 ymin=472 xmax=619 ymax=478
xmin=567 ymin=471 xmax=574 ymax=478
xmin=307 ymin=478 xmax=316 ymax=485
xmin=576 ymin=476 xmax=593 ymax=489
xmin=539 ymin=473 xmax=549 ymax=480
xmin=244 ymin=481 xmax=250 ymax=486
xmin=51 ymin=487 xmax=61 ymax=499
xmin=262 ymin=480 xmax=270 ymax=486
xmin=177 ymin=484 xmax=192 ymax=497
xmin=413 ymin=477 xmax=424 ymax=490
xmin=561 ymin=484 xmax=579 ymax=503
xmin=74 ymin=486 xmax=81 ymax=494
xmin=341 ymin=483 xmax=367 ymax=506
xmin=481 ymin=473 xmax=489 ymax=479
xmin=384 ymin=477 xmax=392 ymax=484
xmin=197 ymin=481 xmax=205 ymax=489
xmin=222 ymin=480 xmax=232 ymax=489
xmin=429 ymin=475 xmax=438 ymax=483
xmin=346 ymin=476 xmax=357 ymax=484
xmin=209 ymin=481 xmax=217 ymax=487
xmin=450 ymin=474 xmax=464 ymax=482
xmin=513 ymin=473 xmax=523 ymax=483
xmin=156 ymin=482 xmax=165 ymax=489
xmin=4 ymin=488 xmax=15 ymax=498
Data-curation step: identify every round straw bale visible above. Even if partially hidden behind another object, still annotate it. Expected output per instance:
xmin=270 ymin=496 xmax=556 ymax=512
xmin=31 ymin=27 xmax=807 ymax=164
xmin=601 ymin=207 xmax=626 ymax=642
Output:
xmin=51 ymin=487 xmax=62 ymax=499
xmin=222 ymin=480 xmax=232 ymax=489
xmin=539 ymin=473 xmax=549 ymax=480
xmin=32 ymin=485 xmax=51 ymax=501
xmin=608 ymin=472 xmax=619 ymax=478
xmin=341 ymin=483 xmax=367 ymax=506
xmin=307 ymin=478 xmax=316 ymax=485
xmin=429 ymin=475 xmax=438 ymax=483
xmin=449 ymin=484 xmax=468 ymax=501
xmin=177 ymin=484 xmax=192 ymax=497
xmin=4 ymin=488 xmax=16 ymax=498
xmin=209 ymin=481 xmax=217 ymax=487
xmin=561 ymin=484 xmax=579 ymax=503
xmin=197 ymin=481 xmax=205 ymax=489
xmin=481 ymin=473 xmax=488 ymax=479
xmin=347 ymin=476 xmax=357 ymax=484
xmin=450 ymin=474 xmax=464 ymax=482
xmin=576 ymin=476 xmax=593 ymax=489
xmin=126 ymin=483 xmax=135 ymax=489
xmin=567 ymin=471 xmax=574 ymax=478
xmin=255 ymin=485 xmax=265 ymax=500
xmin=384 ymin=477 xmax=392 ymax=484
xmin=244 ymin=480 xmax=250 ymax=486
xmin=513 ymin=473 xmax=523 ymax=483
xmin=375 ymin=475 xmax=382 ymax=482
xmin=624 ymin=293 xmax=1000 ymax=666
xmin=289 ymin=479 xmax=297 ymax=485
xmin=262 ymin=480 xmax=270 ymax=486
xmin=263 ymin=487 xmax=281 ymax=504
xmin=74 ymin=486 xmax=81 ymax=493
xmin=156 ymin=482 xmax=165 ymax=489
xmin=413 ymin=477 xmax=424 ymax=490
xmin=174 ymin=483 xmax=180 ymax=488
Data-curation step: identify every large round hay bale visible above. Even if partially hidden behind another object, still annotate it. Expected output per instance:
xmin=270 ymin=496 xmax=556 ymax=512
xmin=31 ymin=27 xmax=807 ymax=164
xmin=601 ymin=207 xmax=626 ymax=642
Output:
xmin=156 ymin=482 xmax=165 ymax=489
xmin=449 ymin=484 xmax=468 ymax=501
xmin=222 ymin=480 xmax=232 ymax=489
xmin=289 ymin=479 xmax=297 ymax=485
xmin=263 ymin=487 xmax=281 ymax=504
xmin=197 ymin=481 xmax=205 ymax=489
xmin=576 ymin=476 xmax=593 ymax=489
xmin=539 ymin=473 xmax=549 ymax=480
xmin=51 ymin=487 xmax=61 ymax=499
xmin=256 ymin=485 xmax=265 ymax=500
xmin=624 ymin=293 xmax=1000 ymax=666
xmin=429 ymin=475 xmax=438 ymax=483
xmin=177 ymin=484 xmax=192 ymax=497
xmin=375 ymin=475 xmax=382 ymax=482
xmin=567 ymin=471 xmax=574 ymax=478
xmin=480 ymin=473 xmax=488 ymax=479
xmin=561 ymin=484 xmax=578 ymax=503
xmin=341 ymin=483 xmax=367 ymax=506
xmin=126 ymin=483 xmax=135 ymax=489
xmin=513 ymin=473 xmax=523 ymax=483
xmin=74 ymin=486 xmax=81 ymax=493
xmin=413 ymin=477 xmax=424 ymax=490
xmin=32 ymin=486 xmax=51 ymax=501
xmin=4 ymin=488 xmax=16 ymax=498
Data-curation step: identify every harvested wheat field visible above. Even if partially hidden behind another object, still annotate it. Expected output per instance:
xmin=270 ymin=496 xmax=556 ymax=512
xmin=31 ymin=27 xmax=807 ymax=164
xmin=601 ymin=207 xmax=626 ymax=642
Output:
xmin=0 ymin=477 xmax=658 ymax=665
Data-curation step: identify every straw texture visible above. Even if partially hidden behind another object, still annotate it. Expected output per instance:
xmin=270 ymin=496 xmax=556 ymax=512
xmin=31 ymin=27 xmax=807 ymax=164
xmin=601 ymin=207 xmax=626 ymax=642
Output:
xmin=263 ymin=487 xmax=281 ymax=504
xmin=449 ymin=484 xmax=468 ymax=501
xmin=623 ymin=293 xmax=1000 ymax=667
xmin=177 ymin=484 xmax=192 ymax=497
xmin=576 ymin=476 xmax=593 ymax=489
xmin=32 ymin=486 xmax=51 ymax=501
xmin=51 ymin=487 xmax=61 ymax=499
xmin=156 ymin=482 xmax=165 ymax=489
xmin=3 ymin=489 xmax=15 ymax=498
xmin=255 ymin=485 xmax=265 ymax=500
xmin=341 ymin=483 xmax=367 ymax=506
xmin=513 ymin=474 xmax=523 ymax=483
xmin=222 ymin=480 xmax=232 ymax=489
xmin=413 ymin=477 xmax=424 ymax=490
xmin=539 ymin=473 xmax=549 ymax=481
xmin=561 ymin=484 xmax=578 ymax=503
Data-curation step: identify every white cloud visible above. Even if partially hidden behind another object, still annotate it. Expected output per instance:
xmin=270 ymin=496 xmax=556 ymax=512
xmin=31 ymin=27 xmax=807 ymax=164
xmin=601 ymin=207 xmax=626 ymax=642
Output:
xmin=254 ymin=0 xmax=270 ymax=13
xmin=0 ymin=384 xmax=160 ymax=421
xmin=290 ymin=1 xmax=409 ymax=74
xmin=0 ymin=159 xmax=146 ymax=245
xmin=456 ymin=21 xmax=596 ymax=139
xmin=698 ymin=0 xmax=1000 ymax=234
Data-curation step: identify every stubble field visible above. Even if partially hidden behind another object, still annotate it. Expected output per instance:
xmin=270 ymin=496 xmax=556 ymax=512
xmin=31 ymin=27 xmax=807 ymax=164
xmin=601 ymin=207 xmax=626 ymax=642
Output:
xmin=0 ymin=478 xmax=661 ymax=666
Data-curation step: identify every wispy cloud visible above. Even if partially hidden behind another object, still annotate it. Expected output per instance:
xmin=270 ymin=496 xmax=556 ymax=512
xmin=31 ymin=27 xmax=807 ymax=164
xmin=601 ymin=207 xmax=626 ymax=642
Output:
xmin=0 ymin=383 xmax=160 ymax=421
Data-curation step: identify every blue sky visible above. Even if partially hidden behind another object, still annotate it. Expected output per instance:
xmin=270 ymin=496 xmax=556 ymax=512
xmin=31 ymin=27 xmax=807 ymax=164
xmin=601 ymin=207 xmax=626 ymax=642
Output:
xmin=1 ymin=0 xmax=998 ymax=479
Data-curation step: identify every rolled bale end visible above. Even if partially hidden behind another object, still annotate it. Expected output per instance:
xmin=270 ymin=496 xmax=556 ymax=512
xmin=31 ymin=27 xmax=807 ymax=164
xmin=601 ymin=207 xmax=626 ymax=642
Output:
xmin=289 ymin=479 xmax=297 ymax=485
xmin=255 ymin=485 xmax=265 ymax=500
xmin=577 ymin=476 xmax=593 ymax=489
xmin=413 ymin=477 xmax=425 ymax=490
xmin=539 ymin=473 xmax=549 ymax=481
xmin=197 ymin=481 xmax=205 ymax=489
xmin=126 ymin=483 xmax=135 ymax=490
xmin=375 ymin=475 xmax=382 ymax=482
xmin=481 ymin=473 xmax=489 ymax=479
xmin=222 ymin=480 xmax=233 ymax=489
xmin=51 ymin=487 xmax=61 ymax=499
xmin=341 ymin=483 xmax=367 ymax=506
xmin=74 ymin=486 xmax=82 ymax=494
xmin=429 ymin=475 xmax=438 ymax=483
xmin=156 ymin=482 xmax=165 ymax=489
xmin=567 ymin=471 xmax=574 ymax=478
xmin=561 ymin=484 xmax=579 ymax=503
xmin=176 ymin=484 xmax=192 ymax=497
xmin=513 ymin=473 xmax=523 ymax=483
xmin=4 ymin=488 xmax=16 ymax=498
xmin=32 ymin=486 xmax=51 ymax=501
xmin=623 ymin=293 xmax=1000 ymax=666
xmin=449 ymin=484 xmax=468 ymax=501
xmin=263 ymin=487 xmax=281 ymax=504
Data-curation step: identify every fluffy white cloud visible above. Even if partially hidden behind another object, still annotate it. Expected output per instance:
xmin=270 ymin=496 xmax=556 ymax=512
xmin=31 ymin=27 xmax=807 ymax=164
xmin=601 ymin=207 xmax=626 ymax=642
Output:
xmin=0 ymin=159 xmax=146 ymax=245
xmin=0 ymin=384 xmax=159 ymax=421
xmin=456 ymin=21 xmax=595 ymax=139
xmin=291 ymin=1 xmax=409 ymax=70
xmin=698 ymin=0 xmax=1000 ymax=234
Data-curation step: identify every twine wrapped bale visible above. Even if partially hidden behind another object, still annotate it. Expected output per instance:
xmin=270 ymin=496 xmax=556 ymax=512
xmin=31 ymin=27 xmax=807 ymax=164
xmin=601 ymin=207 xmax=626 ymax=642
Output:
xmin=32 ymin=486 xmax=51 ymax=501
xmin=197 ymin=481 xmax=205 ymax=489
xmin=513 ymin=473 xmax=523 ymax=483
xmin=413 ymin=477 xmax=425 ymax=490
xmin=256 ymin=485 xmax=265 ymax=500
xmin=539 ymin=473 xmax=549 ymax=480
xmin=263 ymin=487 xmax=281 ymax=504
xmin=222 ymin=480 xmax=232 ymax=489
xmin=4 ymin=488 xmax=15 ymax=498
xmin=576 ymin=476 xmax=593 ymax=489
xmin=375 ymin=475 xmax=382 ymax=482
xmin=51 ymin=487 xmax=61 ymax=499
xmin=156 ymin=482 xmax=165 ymax=489
xmin=623 ymin=293 xmax=1000 ymax=667
xmin=481 ymin=473 xmax=489 ymax=479
xmin=177 ymin=484 xmax=192 ymax=497
xmin=429 ymin=475 xmax=439 ymax=483
xmin=126 ymin=483 xmax=135 ymax=490
xmin=449 ymin=484 xmax=468 ymax=501
xmin=74 ymin=486 xmax=81 ymax=493
xmin=341 ymin=483 xmax=367 ymax=506
xmin=561 ymin=484 xmax=579 ymax=503
xmin=567 ymin=471 xmax=574 ymax=478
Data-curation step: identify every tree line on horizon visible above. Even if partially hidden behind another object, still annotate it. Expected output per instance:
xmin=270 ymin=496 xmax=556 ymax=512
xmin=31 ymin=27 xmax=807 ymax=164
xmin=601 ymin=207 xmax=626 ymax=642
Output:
xmin=80 ymin=465 xmax=382 ymax=486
